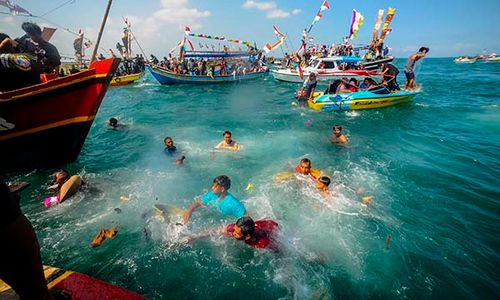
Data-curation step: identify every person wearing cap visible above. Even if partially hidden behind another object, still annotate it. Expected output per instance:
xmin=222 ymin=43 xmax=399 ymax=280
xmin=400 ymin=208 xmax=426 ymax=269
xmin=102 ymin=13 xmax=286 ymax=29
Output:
xmin=182 ymin=175 xmax=246 ymax=224
xmin=17 ymin=22 xmax=60 ymax=73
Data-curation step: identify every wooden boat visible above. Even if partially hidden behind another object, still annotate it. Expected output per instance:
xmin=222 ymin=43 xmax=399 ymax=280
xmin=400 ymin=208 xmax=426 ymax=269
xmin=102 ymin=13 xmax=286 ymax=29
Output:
xmin=0 ymin=265 xmax=146 ymax=299
xmin=308 ymin=89 xmax=419 ymax=111
xmin=0 ymin=58 xmax=120 ymax=172
xmin=110 ymin=71 xmax=144 ymax=86
xmin=149 ymin=64 xmax=267 ymax=85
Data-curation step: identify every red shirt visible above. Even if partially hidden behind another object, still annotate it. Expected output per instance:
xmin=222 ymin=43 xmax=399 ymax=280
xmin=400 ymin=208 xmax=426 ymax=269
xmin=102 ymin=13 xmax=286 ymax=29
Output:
xmin=226 ymin=220 xmax=279 ymax=249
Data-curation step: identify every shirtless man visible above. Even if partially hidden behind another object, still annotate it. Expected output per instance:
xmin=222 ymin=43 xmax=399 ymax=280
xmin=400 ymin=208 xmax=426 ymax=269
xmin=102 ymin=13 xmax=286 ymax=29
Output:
xmin=331 ymin=125 xmax=348 ymax=144
xmin=215 ymin=131 xmax=241 ymax=151
xmin=404 ymin=47 xmax=429 ymax=91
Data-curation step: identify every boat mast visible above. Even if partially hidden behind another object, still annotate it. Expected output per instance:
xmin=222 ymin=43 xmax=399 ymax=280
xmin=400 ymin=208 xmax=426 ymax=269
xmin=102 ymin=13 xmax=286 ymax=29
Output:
xmin=91 ymin=0 xmax=113 ymax=63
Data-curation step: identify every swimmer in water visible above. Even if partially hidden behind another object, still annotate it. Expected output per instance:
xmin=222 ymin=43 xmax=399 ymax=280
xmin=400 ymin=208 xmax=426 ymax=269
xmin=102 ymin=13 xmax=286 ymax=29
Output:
xmin=107 ymin=117 xmax=122 ymax=129
xmin=316 ymin=176 xmax=332 ymax=198
xmin=164 ymin=136 xmax=186 ymax=164
xmin=295 ymin=158 xmax=319 ymax=180
xmin=215 ymin=130 xmax=241 ymax=151
xmin=187 ymin=216 xmax=280 ymax=251
xmin=182 ymin=175 xmax=246 ymax=224
xmin=330 ymin=125 xmax=348 ymax=144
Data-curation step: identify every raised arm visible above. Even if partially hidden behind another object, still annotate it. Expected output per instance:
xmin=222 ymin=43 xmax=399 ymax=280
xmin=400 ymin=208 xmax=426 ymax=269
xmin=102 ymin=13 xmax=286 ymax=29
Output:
xmin=182 ymin=199 xmax=203 ymax=224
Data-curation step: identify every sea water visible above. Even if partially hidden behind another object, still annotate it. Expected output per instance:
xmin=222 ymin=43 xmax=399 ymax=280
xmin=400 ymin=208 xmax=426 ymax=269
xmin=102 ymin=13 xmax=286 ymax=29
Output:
xmin=7 ymin=58 xmax=500 ymax=299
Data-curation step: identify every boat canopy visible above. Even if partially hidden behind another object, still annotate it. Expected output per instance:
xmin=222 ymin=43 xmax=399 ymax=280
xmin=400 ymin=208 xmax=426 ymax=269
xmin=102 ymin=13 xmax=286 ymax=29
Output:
xmin=184 ymin=51 xmax=255 ymax=58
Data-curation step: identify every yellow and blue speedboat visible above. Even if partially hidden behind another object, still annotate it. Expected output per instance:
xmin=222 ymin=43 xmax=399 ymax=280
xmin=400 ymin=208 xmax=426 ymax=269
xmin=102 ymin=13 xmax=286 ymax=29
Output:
xmin=308 ymin=89 xmax=419 ymax=111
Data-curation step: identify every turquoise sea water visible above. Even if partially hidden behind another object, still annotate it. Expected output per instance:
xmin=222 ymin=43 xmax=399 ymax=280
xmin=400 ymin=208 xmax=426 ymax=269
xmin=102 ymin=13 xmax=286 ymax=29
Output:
xmin=7 ymin=58 xmax=500 ymax=299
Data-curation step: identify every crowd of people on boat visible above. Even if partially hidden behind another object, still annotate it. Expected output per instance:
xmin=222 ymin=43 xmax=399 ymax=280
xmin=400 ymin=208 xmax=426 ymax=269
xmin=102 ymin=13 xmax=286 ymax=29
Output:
xmin=150 ymin=53 xmax=266 ymax=77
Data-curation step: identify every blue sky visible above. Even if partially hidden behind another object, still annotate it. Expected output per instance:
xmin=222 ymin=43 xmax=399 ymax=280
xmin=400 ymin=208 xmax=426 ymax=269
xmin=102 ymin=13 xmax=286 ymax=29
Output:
xmin=1 ymin=0 xmax=499 ymax=58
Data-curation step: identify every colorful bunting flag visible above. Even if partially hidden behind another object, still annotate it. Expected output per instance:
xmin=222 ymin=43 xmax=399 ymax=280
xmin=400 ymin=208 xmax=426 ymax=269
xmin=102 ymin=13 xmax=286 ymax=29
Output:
xmin=348 ymin=9 xmax=364 ymax=39
xmin=320 ymin=0 xmax=330 ymax=11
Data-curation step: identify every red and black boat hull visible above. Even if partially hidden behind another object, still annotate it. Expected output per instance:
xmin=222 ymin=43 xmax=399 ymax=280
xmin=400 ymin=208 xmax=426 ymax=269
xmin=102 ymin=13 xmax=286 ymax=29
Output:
xmin=0 ymin=58 xmax=120 ymax=173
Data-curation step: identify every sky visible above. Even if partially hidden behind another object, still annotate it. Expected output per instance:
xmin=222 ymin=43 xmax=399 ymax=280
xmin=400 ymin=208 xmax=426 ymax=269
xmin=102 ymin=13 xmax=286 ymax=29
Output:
xmin=1 ymin=0 xmax=500 ymax=58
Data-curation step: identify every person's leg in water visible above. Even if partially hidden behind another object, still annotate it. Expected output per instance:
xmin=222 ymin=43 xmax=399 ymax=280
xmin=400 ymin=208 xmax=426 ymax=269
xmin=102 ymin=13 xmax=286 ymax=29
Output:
xmin=0 ymin=180 xmax=52 ymax=299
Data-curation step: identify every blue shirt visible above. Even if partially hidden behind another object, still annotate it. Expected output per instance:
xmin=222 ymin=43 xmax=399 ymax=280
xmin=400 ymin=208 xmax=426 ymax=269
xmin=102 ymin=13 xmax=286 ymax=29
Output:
xmin=201 ymin=191 xmax=245 ymax=218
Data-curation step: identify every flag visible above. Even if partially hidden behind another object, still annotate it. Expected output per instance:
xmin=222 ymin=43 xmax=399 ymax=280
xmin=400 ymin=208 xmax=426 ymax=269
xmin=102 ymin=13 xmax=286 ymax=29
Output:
xmin=41 ymin=27 xmax=57 ymax=42
xmin=320 ymin=0 xmax=330 ymax=11
xmin=0 ymin=0 xmax=32 ymax=15
xmin=348 ymin=9 xmax=364 ymax=39
xmin=273 ymin=25 xmax=285 ymax=38
xmin=184 ymin=26 xmax=191 ymax=36
xmin=371 ymin=9 xmax=384 ymax=44
xmin=378 ymin=8 xmax=396 ymax=43
xmin=263 ymin=36 xmax=285 ymax=53
xmin=308 ymin=36 xmax=315 ymax=41
xmin=297 ymin=64 xmax=303 ymax=80
xmin=312 ymin=12 xmax=322 ymax=24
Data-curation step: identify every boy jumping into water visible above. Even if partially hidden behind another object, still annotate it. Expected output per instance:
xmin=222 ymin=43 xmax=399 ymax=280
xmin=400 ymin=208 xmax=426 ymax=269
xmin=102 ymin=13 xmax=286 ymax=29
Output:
xmin=404 ymin=47 xmax=429 ymax=91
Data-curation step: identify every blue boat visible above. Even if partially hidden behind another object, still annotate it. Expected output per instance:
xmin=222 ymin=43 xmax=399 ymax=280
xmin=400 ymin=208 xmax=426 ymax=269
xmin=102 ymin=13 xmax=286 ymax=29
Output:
xmin=148 ymin=51 xmax=268 ymax=85
xmin=308 ymin=90 xmax=419 ymax=111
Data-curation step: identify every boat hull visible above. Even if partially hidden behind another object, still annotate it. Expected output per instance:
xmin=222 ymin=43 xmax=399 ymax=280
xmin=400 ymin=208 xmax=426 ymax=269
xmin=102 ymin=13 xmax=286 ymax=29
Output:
xmin=271 ymin=69 xmax=381 ymax=83
xmin=308 ymin=90 xmax=419 ymax=111
xmin=0 ymin=58 xmax=120 ymax=173
xmin=148 ymin=65 xmax=268 ymax=85
xmin=0 ymin=265 xmax=146 ymax=299
xmin=110 ymin=72 xmax=144 ymax=86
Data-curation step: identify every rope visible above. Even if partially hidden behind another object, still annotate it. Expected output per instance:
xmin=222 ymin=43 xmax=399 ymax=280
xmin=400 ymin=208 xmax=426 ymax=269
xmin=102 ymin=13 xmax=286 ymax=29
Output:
xmin=39 ymin=0 xmax=75 ymax=17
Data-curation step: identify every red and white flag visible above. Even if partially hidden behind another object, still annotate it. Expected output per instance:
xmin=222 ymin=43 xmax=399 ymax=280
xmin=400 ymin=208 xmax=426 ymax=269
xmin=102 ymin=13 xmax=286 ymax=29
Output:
xmin=187 ymin=39 xmax=194 ymax=51
xmin=273 ymin=25 xmax=285 ymax=38
xmin=184 ymin=26 xmax=191 ymax=35
xmin=320 ymin=0 xmax=330 ymax=11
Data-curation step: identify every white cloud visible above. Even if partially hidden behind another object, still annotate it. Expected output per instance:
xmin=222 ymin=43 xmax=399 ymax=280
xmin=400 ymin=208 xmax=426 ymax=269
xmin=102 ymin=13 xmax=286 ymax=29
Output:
xmin=243 ymin=0 xmax=275 ymax=10
xmin=242 ymin=0 xmax=300 ymax=19
xmin=267 ymin=9 xmax=289 ymax=19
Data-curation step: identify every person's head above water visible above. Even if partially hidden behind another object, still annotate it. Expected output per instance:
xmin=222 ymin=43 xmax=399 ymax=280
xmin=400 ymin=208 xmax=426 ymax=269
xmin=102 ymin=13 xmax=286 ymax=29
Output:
xmin=52 ymin=169 xmax=69 ymax=186
xmin=316 ymin=176 xmax=331 ymax=191
xmin=232 ymin=216 xmax=255 ymax=240
xmin=108 ymin=117 xmax=118 ymax=128
xmin=223 ymin=131 xmax=232 ymax=144
xmin=211 ymin=175 xmax=231 ymax=194
xmin=164 ymin=136 xmax=174 ymax=148
xmin=297 ymin=158 xmax=312 ymax=175
xmin=333 ymin=125 xmax=343 ymax=137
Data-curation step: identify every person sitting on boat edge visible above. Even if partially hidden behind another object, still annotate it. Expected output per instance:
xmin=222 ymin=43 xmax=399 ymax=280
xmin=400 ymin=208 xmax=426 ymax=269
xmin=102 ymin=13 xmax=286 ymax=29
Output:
xmin=331 ymin=125 xmax=348 ymax=145
xmin=186 ymin=216 xmax=281 ymax=252
xmin=164 ymin=136 xmax=186 ymax=165
xmin=335 ymin=77 xmax=352 ymax=94
xmin=379 ymin=63 xmax=400 ymax=92
xmin=182 ymin=175 xmax=247 ymax=224
xmin=297 ymin=72 xmax=317 ymax=101
xmin=404 ymin=47 xmax=429 ymax=91
xmin=215 ymin=130 xmax=241 ymax=151
xmin=365 ymin=78 xmax=390 ymax=94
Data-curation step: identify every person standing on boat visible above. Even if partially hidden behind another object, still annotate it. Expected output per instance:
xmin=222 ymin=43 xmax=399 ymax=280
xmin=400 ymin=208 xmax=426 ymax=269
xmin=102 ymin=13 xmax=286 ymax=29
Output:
xmin=404 ymin=47 xmax=429 ymax=91
xmin=379 ymin=63 xmax=400 ymax=92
